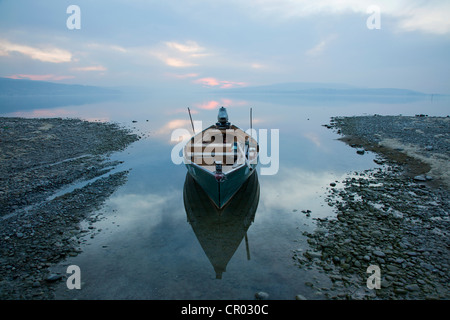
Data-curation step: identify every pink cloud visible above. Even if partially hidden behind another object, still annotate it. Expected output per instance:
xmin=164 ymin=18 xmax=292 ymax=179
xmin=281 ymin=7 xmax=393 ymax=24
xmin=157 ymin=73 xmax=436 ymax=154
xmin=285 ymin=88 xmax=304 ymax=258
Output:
xmin=194 ymin=77 xmax=220 ymax=87
xmin=6 ymin=74 xmax=75 ymax=81
xmin=0 ymin=39 xmax=72 ymax=63
xmin=194 ymin=98 xmax=248 ymax=110
xmin=196 ymin=100 xmax=220 ymax=110
xmin=193 ymin=77 xmax=246 ymax=89
xmin=219 ymin=81 xmax=246 ymax=89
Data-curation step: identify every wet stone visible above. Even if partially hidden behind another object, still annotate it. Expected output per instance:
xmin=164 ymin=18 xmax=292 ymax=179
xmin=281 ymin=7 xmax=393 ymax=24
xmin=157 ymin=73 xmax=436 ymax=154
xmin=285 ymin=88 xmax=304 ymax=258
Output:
xmin=255 ymin=291 xmax=269 ymax=300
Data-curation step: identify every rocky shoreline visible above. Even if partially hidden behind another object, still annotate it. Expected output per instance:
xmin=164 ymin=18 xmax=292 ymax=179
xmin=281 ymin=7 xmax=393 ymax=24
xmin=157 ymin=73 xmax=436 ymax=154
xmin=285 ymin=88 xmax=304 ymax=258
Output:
xmin=0 ymin=117 xmax=140 ymax=299
xmin=296 ymin=115 xmax=449 ymax=299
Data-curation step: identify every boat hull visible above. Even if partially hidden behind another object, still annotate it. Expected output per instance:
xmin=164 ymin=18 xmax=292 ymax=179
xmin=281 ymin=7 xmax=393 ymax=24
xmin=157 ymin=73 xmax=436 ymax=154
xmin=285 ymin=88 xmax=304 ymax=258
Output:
xmin=185 ymin=162 xmax=256 ymax=208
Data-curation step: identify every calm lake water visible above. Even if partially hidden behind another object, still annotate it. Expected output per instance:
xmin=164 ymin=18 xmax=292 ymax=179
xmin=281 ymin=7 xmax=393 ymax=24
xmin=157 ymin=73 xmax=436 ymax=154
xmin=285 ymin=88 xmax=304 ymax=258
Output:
xmin=1 ymin=92 xmax=448 ymax=299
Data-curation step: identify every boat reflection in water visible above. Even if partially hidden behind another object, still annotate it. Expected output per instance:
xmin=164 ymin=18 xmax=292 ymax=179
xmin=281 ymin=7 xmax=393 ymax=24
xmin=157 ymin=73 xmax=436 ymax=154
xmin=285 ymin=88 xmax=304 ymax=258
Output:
xmin=183 ymin=171 xmax=260 ymax=279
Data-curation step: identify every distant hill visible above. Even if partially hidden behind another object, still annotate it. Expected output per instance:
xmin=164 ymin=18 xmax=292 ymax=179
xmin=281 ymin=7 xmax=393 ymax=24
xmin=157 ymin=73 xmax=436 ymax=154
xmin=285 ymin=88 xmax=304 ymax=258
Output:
xmin=0 ymin=78 xmax=121 ymax=113
xmin=0 ymin=77 xmax=119 ymax=96
xmin=214 ymin=82 xmax=443 ymax=106
xmin=220 ymin=82 xmax=429 ymax=96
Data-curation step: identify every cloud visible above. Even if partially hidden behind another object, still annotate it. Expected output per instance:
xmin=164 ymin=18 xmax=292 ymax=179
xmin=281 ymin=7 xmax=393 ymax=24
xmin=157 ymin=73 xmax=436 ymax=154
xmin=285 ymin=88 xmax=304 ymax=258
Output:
xmin=194 ymin=77 xmax=220 ymax=87
xmin=6 ymin=74 xmax=75 ymax=81
xmin=195 ymin=100 xmax=220 ymax=110
xmin=303 ymin=132 xmax=322 ymax=148
xmin=85 ymin=43 xmax=127 ymax=53
xmin=0 ymin=39 xmax=72 ymax=63
xmin=193 ymin=77 xmax=246 ymax=88
xmin=260 ymin=166 xmax=339 ymax=214
xmin=164 ymin=57 xmax=197 ymax=67
xmin=158 ymin=119 xmax=192 ymax=134
xmin=243 ymin=0 xmax=450 ymax=34
xmin=219 ymin=80 xmax=247 ymax=89
xmin=195 ymin=98 xmax=248 ymax=111
xmin=165 ymin=41 xmax=205 ymax=53
xmin=72 ymin=65 xmax=107 ymax=72
xmin=305 ymin=35 xmax=337 ymax=57
xmin=152 ymin=41 xmax=209 ymax=68
xmin=305 ymin=40 xmax=327 ymax=57
xmin=172 ymin=73 xmax=200 ymax=79
xmin=396 ymin=4 xmax=450 ymax=35
xmin=251 ymin=63 xmax=265 ymax=69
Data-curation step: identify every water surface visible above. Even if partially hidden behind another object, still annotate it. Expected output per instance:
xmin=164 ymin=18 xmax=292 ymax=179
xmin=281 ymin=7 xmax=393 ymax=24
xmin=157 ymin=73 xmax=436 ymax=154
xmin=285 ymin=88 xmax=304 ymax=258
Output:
xmin=1 ymin=92 xmax=448 ymax=299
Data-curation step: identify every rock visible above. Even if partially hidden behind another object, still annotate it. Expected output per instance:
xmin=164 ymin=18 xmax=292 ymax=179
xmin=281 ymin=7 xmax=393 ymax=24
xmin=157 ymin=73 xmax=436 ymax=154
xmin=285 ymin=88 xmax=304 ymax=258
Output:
xmin=371 ymin=230 xmax=382 ymax=238
xmin=414 ymin=175 xmax=427 ymax=182
xmin=305 ymin=251 xmax=322 ymax=260
xmin=46 ymin=274 xmax=63 ymax=282
xmin=295 ymin=294 xmax=307 ymax=300
xmin=386 ymin=265 xmax=399 ymax=272
xmin=255 ymin=291 xmax=269 ymax=300
xmin=330 ymin=182 xmax=336 ymax=187
xmin=356 ymin=149 xmax=365 ymax=155
xmin=405 ymin=284 xmax=420 ymax=292
xmin=373 ymin=250 xmax=386 ymax=258
xmin=394 ymin=288 xmax=408 ymax=295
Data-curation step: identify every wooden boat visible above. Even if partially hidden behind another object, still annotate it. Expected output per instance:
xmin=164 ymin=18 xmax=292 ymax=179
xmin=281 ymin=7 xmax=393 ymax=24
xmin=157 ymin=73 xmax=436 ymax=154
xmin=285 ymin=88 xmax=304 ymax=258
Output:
xmin=183 ymin=171 xmax=260 ymax=279
xmin=183 ymin=107 xmax=258 ymax=208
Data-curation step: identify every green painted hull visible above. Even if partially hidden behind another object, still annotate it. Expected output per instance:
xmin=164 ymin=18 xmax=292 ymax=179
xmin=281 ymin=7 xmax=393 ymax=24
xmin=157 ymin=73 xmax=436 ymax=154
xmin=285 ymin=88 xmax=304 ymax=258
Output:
xmin=185 ymin=162 xmax=257 ymax=208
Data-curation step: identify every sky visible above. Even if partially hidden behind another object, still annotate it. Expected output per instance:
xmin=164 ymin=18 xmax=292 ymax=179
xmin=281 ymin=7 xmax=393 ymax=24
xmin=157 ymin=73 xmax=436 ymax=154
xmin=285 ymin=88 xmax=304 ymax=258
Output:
xmin=0 ymin=0 xmax=449 ymax=93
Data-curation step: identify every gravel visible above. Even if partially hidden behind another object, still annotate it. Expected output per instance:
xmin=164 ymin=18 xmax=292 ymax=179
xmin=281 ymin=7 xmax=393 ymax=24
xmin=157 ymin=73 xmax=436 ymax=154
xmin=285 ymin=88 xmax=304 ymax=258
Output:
xmin=0 ymin=117 xmax=140 ymax=299
xmin=295 ymin=115 xmax=449 ymax=300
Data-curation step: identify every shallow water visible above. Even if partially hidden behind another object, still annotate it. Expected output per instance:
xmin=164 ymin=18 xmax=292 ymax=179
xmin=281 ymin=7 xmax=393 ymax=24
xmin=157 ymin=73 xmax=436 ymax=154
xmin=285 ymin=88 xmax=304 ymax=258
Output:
xmin=1 ymin=92 xmax=448 ymax=299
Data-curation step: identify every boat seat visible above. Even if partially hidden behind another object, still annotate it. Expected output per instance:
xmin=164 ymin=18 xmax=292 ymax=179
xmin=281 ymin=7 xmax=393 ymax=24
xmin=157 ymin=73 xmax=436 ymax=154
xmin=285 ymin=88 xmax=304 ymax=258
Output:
xmin=192 ymin=154 xmax=236 ymax=165
xmin=190 ymin=152 xmax=236 ymax=157
xmin=190 ymin=143 xmax=232 ymax=148
xmin=189 ymin=144 xmax=232 ymax=153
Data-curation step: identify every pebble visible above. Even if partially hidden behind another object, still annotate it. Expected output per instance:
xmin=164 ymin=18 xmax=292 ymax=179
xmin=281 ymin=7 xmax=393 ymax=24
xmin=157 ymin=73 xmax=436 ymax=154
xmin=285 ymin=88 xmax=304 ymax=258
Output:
xmin=405 ymin=284 xmax=420 ymax=292
xmin=46 ymin=274 xmax=63 ymax=282
xmin=373 ymin=250 xmax=386 ymax=258
xmin=255 ymin=291 xmax=269 ymax=300
xmin=414 ymin=175 xmax=427 ymax=182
